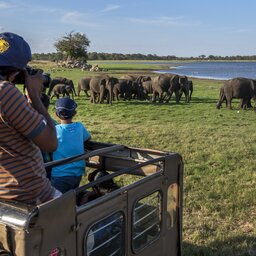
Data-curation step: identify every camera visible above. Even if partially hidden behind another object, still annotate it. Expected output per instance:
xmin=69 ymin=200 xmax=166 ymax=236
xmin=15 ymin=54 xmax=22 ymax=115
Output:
xmin=13 ymin=66 xmax=41 ymax=85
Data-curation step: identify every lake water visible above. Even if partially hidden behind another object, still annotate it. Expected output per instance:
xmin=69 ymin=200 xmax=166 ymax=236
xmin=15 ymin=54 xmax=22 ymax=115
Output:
xmin=156 ymin=61 xmax=256 ymax=80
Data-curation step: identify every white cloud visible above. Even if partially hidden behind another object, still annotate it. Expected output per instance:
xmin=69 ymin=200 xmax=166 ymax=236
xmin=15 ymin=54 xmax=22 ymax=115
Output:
xmin=101 ymin=4 xmax=120 ymax=12
xmin=0 ymin=1 xmax=16 ymax=9
xmin=60 ymin=11 xmax=100 ymax=28
xmin=231 ymin=28 xmax=250 ymax=33
xmin=127 ymin=16 xmax=200 ymax=27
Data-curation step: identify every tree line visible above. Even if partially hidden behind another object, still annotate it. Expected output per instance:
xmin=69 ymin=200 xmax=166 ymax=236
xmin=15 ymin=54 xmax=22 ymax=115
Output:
xmin=32 ymin=31 xmax=256 ymax=62
xmin=32 ymin=52 xmax=256 ymax=62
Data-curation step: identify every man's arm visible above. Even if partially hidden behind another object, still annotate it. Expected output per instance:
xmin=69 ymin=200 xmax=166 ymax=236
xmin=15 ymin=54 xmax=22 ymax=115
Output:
xmin=25 ymin=70 xmax=58 ymax=152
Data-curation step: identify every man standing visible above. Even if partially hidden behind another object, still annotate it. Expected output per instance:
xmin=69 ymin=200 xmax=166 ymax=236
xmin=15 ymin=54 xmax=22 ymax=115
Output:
xmin=0 ymin=32 xmax=61 ymax=204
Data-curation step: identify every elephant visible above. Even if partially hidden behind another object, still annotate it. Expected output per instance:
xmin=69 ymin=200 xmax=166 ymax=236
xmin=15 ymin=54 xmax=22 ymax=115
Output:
xmin=178 ymin=76 xmax=190 ymax=103
xmin=51 ymin=84 xmax=74 ymax=99
xmin=142 ymin=80 xmax=153 ymax=100
xmin=216 ymin=77 xmax=256 ymax=109
xmin=187 ymin=80 xmax=193 ymax=101
xmin=120 ymin=75 xmax=151 ymax=85
xmin=89 ymin=75 xmax=116 ymax=104
xmin=152 ymin=75 xmax=180 ymax=103
xmin=42 ymin=73 xmax=51 ymax=92
xmin=119 ymin=74 xmax=137 ymax=81
xmin=113 ymin=79 xmax=133 ymax=101
xmin=77 ymin=77 xmax=91 ymax=97
xmin=135 ymin=75 xmax=151 ymax=85
xmin=48 ymin=77 xmax=77 ymax=97
xmin=217 ymin=85 xmax=253 ymax=109
xmin=130 ymin=81 xmax=146 ymax=100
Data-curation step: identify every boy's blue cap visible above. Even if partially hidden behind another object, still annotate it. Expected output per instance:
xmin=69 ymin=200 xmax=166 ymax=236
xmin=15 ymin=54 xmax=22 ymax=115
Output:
xmin=0 ymin=32 xmax=31 ymax=69
xmin=55 ymin=97 xmax=77 ymax=119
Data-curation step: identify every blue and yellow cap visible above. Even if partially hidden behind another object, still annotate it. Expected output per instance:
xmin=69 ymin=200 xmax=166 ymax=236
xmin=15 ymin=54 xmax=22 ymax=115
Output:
xmin=0 ymin=32 xmax=31 ymax=69
xmin=55 ymin=97 xmax=77 ymax=119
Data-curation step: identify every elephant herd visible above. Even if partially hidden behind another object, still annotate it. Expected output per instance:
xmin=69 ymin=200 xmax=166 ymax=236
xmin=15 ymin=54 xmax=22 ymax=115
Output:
xmin=76 ymin=74 xmax=194 ymax=105
xmin=44 ymin=73 xmax=194 ymax=105
xmin=43 ymin=72 xmax=256 ymax=110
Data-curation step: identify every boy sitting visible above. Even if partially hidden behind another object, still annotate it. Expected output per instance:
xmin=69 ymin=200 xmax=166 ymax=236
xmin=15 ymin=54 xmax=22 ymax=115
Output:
xmin=51 ymin=97 xmax=91 ymax=193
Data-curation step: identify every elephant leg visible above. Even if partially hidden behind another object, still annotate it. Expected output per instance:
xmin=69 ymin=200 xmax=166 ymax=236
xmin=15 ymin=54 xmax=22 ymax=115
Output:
xmin=91 ymin=92 xmax=96 ymax=103
xmin=240 ymin=99 xmax=245 ymax=109
xmin=226 ymin=96 xmax=232 ymax=109
xmin=247 ymin=98 xmax=253 ymax=108
xmin=178 ymin=88 xmax=183 ymax=101
xmin=99 ymin=88 xmax=105 ymax=103
xmin=189 ymin=89 xmax=193 ymax=101
xmin=106 ymin=92 xmax=110 ymax=104
xmin=175 ymin=89 xmax=180 ymax=103
xmin=179 ymin=92 xmax=182 ymax=101
xmin=85 ymin=91 xmax=90 ymax=97
xmin=127 ymin=92 xmax=132 ymax=101
xmin=240 ymin=98 xmax=250 ymax=110
xmin=95 ymin=93 xmax=100 ymax=103
xmin=73 ymin=86 xmax=77 ymax=96
xmin=167 ymin=91 xmax=173 ymax=102
xmin=216 ymin=91 xmax=225 ymax=109
xmin=47 ymin=87 xmax=53 ymax=97
xmin=184 ymin=90 xmax=189 ymax=103
xmin=159 ymin=92 xmax=164 ymax=103
xmin=164 ymin=92 xmax=171 ymax=103
xmin=108 ymin=89 xmax=113 ymax=105
xmin=152 ymin=91 xmax=157 ymax=102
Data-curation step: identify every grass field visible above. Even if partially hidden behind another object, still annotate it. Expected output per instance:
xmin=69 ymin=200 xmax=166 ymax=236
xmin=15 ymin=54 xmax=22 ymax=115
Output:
xmin=35 ymin=61 xmax=256 ymax=255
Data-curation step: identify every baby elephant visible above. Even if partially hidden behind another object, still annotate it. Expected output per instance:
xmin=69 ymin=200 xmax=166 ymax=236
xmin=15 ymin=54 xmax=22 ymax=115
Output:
xmin=51 ymin=83 xmax=74 ymax=99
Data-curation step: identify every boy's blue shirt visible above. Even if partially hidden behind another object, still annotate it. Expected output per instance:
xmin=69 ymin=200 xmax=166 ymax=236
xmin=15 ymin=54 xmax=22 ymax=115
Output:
xmin=51 ymin=122 xmax=91 ymax=177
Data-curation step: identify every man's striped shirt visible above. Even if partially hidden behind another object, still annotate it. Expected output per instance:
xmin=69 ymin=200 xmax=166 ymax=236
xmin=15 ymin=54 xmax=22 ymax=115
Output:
xmin=0 ymin=80 xmax=55 ymax=204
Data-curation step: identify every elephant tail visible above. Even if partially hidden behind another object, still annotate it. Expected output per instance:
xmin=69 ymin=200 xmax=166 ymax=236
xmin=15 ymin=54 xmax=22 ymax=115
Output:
xmin=216 ymin=86 xmax=225 ymax=109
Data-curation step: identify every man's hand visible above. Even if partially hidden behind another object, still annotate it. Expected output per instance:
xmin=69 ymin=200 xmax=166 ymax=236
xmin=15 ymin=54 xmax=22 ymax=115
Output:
xmin=24 ymin=69 xmax=44 ymax=104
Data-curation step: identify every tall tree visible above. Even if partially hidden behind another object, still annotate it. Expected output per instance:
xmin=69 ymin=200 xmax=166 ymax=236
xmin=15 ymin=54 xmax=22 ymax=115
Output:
xmin=54 ymin=31 xmax=90 ymax=62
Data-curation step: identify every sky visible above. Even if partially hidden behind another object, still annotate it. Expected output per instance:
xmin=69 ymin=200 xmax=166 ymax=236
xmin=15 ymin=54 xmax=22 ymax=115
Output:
xmin=1 ymin=0 xmax=256 ymax=57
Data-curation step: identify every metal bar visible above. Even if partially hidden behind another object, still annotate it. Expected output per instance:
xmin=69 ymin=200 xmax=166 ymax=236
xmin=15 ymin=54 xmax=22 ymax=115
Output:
xmin=134 ymin=208 xmax=158 ymax=226
xmin=76 ymin=156 xmax=165 ymax=193
xmin=108 ymin=248 xmax=121 ymax=256
xmin=88 ymin=231 xmax=121 ymax=254
xmin=133 ymin=222 xmax=160 ymax=241
xmin=90 ymin=216 xmax=123 ymax=236
xmin=44 ymin=144 xmax=125 ymax=169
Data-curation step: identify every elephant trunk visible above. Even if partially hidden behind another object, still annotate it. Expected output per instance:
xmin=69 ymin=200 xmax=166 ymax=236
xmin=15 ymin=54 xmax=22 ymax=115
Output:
xmin=99 ymin=86 xmax=105 ymax=103
xmin=71 ymin=81 xmax=77 ymax=96
xmin=109 ymin=88 xmax=113 ymax=105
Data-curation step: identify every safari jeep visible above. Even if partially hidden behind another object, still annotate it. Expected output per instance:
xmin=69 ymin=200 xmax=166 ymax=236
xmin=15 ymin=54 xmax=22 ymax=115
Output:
xmin=0 ymin=141 xmax=183 ymax=256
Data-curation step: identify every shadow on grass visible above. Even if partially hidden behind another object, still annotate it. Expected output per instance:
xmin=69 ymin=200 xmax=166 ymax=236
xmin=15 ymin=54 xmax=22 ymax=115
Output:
xmin=184 ymin=96 xmax=218 ymax=104
xmin=112 ymin=100 xmax=180 ymax=106
xmin=182 ymin=235 xmax=256 ymax=256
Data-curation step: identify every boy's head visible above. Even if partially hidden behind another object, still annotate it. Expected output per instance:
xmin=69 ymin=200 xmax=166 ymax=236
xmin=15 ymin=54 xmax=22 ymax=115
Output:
xmin=55 ymin=97 xmax=77 ymax=120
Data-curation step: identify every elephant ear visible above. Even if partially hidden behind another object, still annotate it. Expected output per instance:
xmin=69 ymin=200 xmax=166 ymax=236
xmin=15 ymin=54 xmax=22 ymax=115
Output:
xmin=250 ymin=80 xmax=256 ymax=92
xmin=251 ymin=79 xmax=256 ymax=86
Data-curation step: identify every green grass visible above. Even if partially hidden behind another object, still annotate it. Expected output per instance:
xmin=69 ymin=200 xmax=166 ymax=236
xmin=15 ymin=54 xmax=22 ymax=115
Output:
xmin=35 ymin=61 xmax=256 ymax=255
